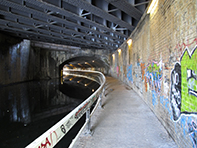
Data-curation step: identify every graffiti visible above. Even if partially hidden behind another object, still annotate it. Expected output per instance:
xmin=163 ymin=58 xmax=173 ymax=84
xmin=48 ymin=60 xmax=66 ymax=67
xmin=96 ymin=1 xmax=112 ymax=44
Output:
xmin=133 ymin=64 xmax=142 ymax=89
xmin=163 ymin=74 xmax=170 ymax=97
xmin=170 ymin=46 xmax=197 ymax=121
xmin=141 ymin=63 xmax=145 ymax=80
xmin=49 ymin=131 xmax=58 ymax=147
xmin=127 ymin=64 xmax=133 ymax=83
xmin=170 ymin=63 xmax=182 ymax=121
xmin=116 ymin=66 xmax=119 ymax=75
xmin=60 ymin=124 xmax=66 ymax=134
xmin=188 ymin=120 xmax=197 ymax=148
xmin=91 ymin=95 xmax=96 ymax=103
xmin=165 ymin=38 xmax=197 ymax=69
xmin=181 ymin=47 xmax=197 ymax=113
xmin=38 ymin=131 xmax=58 ymax=148
xmin=75 ymin=101 xmax=89 ymax=119
xmin=160 ymin=95 xmax=172 ymax=118
xmin=180 ymin=115 xmax=197 ymax=148
xmin=175 ymin=38 xmax=197 ymax=58
xmin=38 ymin=137 xmax=51 ymax=148
xmin=145 ymin=61 xmax=162 ymax=93
xmin=152 ymin=90 xmax=158 ymax=107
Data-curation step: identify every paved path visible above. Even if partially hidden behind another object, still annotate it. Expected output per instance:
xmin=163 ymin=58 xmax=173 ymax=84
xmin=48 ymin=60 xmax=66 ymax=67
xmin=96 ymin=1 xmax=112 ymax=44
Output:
xmin=72 ymin=77 xmax=178 ymax=148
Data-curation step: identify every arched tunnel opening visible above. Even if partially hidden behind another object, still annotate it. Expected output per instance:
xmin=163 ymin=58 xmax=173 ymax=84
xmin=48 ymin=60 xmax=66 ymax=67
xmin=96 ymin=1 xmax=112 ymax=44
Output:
xmin=59 ymin=55 xmax=110 ymax=75
xmin=58 ymin=55 xmax=108 ymax=102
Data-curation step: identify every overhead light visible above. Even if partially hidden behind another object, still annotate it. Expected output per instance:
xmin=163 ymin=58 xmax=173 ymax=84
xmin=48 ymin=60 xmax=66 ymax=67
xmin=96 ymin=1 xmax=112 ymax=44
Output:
xmin=64 ymin=66 xmax=69 ymax=70
xmin=127 ymin=39 xmax=132 ymax=46
xmin=118 ymin=48 xmax=121 ymax=53
xmin=147 ymin=0 xmax=158 ymax=14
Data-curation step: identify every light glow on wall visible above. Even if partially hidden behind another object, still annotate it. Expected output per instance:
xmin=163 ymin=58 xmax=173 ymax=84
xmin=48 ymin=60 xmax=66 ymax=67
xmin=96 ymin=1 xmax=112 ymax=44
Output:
xmin=112 ymin=54 xmax=115 ymax=59
xmin=118 ymin=48 xmax=121 ymax=54
xmin=147 ymin=0 xmax=158 ymax=14
xmin=127 ymin=39 xmax=132 ymax=46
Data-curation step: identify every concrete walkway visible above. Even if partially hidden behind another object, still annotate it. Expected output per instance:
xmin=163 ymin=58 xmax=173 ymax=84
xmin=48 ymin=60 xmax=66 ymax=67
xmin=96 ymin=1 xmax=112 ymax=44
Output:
xmin=72 ymin=77 xmax=178 ymax=148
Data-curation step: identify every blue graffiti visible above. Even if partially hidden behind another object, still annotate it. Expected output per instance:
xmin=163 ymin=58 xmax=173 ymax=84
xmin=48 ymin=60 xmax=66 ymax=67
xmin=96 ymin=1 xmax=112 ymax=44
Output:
xmin=181 ymin=116 xmax=187 ymax=137
xmin=127 ymin=64 xmax=133 ymax=83
xmin=160 ymin=96 xmax=172 ymax=118
xmin=188 ymin=120 xmax=197 ymax=148
xmin=146 ymin=62 xmax=162 ymax=93
xmin=152 ymin=90 xmax=158 ymax=107
xmin=179 ymin=115 xmax=197 ymax=148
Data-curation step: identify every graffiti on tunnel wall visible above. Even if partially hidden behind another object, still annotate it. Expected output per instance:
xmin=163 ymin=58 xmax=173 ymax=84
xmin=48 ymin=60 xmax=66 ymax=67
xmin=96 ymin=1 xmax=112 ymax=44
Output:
xmin=127 ymin=62 xmax=145 ymax=93
xmin=126 ymin=60 xmax=162 ymax=95
xmin=145 ymin=61 xmax=162 ymax=94
xmin=127 ymin=64 xmax=133 ymax=83
xmin=170 ymin=46 xmax=197 ymax=121
xmin=188 ymin=120 xmax=197 ymax=148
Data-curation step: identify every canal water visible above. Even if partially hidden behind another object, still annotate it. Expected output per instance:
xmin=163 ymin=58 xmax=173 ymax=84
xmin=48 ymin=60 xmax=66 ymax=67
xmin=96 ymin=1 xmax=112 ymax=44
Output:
xmin=0 ymin=78 xmax=99 ymax=148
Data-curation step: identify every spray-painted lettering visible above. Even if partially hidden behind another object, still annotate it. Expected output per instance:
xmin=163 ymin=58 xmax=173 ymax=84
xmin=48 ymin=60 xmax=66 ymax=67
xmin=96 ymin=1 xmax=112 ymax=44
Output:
xmin=145 ymin=61 xmax=162 ymax=93
xmin=170 ymin=46 xmax=197 ymax=121
xmin=38 ymin=137 xmax=51 ymax=148
xmin=127 ymin=64 xmax=133 ymax=83
xmin=75 ymin=101 xmax=89 ymax=119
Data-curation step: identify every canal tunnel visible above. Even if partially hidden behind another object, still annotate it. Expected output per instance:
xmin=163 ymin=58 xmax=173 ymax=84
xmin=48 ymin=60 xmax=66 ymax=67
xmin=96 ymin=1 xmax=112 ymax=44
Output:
xmin=0 ymin=0 xmax=197 ymax=148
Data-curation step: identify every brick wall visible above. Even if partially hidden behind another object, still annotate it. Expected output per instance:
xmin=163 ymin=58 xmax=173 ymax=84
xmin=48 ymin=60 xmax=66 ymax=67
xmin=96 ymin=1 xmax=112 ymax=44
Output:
xmin=111 ymin=0 xmax=197 ymax=147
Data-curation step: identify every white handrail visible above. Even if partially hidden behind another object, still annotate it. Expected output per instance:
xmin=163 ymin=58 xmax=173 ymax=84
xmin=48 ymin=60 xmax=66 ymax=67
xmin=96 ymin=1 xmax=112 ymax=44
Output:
xmin=26 ymin=70 xmax=106 ymax=148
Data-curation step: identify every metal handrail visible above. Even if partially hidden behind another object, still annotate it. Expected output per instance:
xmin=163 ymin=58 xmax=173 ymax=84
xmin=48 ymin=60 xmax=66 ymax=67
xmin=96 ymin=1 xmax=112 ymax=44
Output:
xmin=26 ymin=69 xmax=106 ymax=148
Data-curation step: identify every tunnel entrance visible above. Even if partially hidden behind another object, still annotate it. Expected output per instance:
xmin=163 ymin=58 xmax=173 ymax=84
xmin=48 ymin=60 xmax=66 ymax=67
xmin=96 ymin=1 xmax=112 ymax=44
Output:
xmin=59 ymin=55 xmax=110 ymax=78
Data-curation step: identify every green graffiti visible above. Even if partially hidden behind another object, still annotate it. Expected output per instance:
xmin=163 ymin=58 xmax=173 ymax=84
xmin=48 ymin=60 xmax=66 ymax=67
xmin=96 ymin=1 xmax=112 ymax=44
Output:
xmin=147 ymin=62 xmax=162 ymax=76
xmin=181 ymin=47 xmax=197 ymax=112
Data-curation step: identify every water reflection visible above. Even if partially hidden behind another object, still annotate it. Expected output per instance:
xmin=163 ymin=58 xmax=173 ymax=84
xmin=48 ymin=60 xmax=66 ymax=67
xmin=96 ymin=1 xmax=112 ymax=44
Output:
xmin=0 ymin=78 xmax=99 ymax=148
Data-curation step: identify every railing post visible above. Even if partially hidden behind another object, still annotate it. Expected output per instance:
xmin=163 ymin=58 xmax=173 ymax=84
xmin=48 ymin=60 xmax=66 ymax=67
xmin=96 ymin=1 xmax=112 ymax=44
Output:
xmin=85 ymin=108 xmax=91 ymax=134
xmin=99 ymin=87 xmax=105 ymax=108
xmin=99 ymin=93 xmax=102 ymax=108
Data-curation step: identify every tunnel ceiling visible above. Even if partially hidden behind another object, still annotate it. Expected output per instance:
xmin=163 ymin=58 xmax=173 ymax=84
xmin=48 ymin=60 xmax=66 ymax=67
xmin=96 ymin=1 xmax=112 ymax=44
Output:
xmin=0 ymin=0 xmax=150 ymax=52
xmin=61 ymin=56 xmax=109 ymax=69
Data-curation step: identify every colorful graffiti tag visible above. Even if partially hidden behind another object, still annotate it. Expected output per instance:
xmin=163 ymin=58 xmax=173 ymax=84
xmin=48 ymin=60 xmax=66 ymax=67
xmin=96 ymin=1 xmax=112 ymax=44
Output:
xmin=188 ymin=120 xmax=197 ymax=148
xmin=127 ymin=64 xmax=133 ymax=83
xmin=145 ymin=61 xmax=162 ymax=93
xmin=170 ymin=46 xmax=197 ymax=121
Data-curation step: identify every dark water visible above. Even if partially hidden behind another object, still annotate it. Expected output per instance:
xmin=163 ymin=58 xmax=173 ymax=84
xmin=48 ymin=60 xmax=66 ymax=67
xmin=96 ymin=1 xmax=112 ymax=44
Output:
xmin=0 ymin=78 xmax=99 ymax=148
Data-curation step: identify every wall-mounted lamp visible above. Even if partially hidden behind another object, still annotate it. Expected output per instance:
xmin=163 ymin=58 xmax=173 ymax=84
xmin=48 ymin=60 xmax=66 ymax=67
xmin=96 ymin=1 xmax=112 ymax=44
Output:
xmin=147 ymin=0 xmax=158 ymax=14
xmin=127 ymin=39 xmax=132 ymax=46
xmin=118 ymin=48 xmax=121 ymax=53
